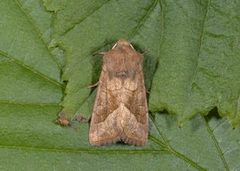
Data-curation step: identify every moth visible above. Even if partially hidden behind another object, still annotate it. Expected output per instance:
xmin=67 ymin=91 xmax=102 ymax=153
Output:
xmin=89 ymin=39 xmax=148 ymax=146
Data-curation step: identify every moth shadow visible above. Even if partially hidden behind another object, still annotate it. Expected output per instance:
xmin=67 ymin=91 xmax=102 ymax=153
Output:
xmin=89 ymin=39 xmax=114 ymax=92
xmin=86 ymin=40 xmax=115 ymax=116
xmin=129 ymin=43 xmax=159 ymax=104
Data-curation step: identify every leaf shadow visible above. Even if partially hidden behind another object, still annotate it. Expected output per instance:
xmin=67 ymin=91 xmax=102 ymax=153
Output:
xmin=132 ymin=42 xmax=159 ymax=93
xmin=190 ymin=107 xmax=222 ymax=132
xmin=149 ymin=110 xmax=176 ymax=132
xmin=204 ymin=107 xmax=221 ymax=121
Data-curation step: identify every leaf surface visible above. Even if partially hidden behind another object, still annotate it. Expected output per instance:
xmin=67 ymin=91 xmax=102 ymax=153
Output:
xmin=1 ymin=0 xmax=240 ymax=170
xmin=55 ymin=0 xmax=240 ymax=125
xmin=149 ymin=0 xmax=240 ymax=124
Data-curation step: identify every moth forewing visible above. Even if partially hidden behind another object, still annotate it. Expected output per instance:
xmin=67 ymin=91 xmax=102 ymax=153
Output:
xmin=89 ymin=39 xmax=148 ymax=146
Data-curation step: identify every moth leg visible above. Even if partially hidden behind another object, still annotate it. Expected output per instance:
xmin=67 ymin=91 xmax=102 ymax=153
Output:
xmin=98 ymin=52 xmax=106 ymax=55
xmin=87 ymin=81 xmax=99 ymax=89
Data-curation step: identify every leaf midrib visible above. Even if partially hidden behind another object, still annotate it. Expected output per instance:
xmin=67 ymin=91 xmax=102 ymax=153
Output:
xmin=0 ymin=144 xmax=164 ymax=155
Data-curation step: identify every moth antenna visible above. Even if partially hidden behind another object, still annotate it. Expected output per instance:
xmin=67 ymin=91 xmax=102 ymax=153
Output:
xmin=129 ymin=44 xmax=135 ymax=49
xmin=112 ymin=42 xmax=118 ymax=49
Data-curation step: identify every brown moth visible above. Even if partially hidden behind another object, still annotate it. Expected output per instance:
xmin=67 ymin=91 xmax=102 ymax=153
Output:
xmin=89 ymin=39 xmax=148 ymax=146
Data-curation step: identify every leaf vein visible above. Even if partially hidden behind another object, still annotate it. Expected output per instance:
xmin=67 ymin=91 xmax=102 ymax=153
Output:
xmin=60 ymin=0 xmax=112 ymax=36
xmin=150 ymin=117 xmax=206 ymax=171
xmin=190 ymin=0 xmax=211 ymax=90
xmin=0 ymin=50 xmax=63 ymax=88
xmin=204 ymin=117 xmax=230 ymax=171
xmin=128 ymin=0 xmax=158 ymax=39
xmin=14 ymin=0 xmax=61 ymax=69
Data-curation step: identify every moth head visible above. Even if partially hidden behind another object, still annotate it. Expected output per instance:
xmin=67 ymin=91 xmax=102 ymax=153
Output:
xmin=103 ymin=39 xmax=143 ymax=79
xmin=112 ymin=39 xmax=134 ymax=50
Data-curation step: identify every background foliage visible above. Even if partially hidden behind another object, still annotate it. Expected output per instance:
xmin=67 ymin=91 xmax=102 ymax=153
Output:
xmin=0 ymin=0 xmax=240 ymax=170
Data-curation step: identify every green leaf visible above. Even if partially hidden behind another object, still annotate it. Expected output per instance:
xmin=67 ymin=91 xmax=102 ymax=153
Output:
xmin=54 ymin=0 xmax=160 ymax=119
xmin=0 ymin=0 xmax=62 ymax=101
xmin=1 ymin=105 xmax=240 ymax=170
xmin=149 ymin=0 xmax=240 ymax=125
xmin=1 ymin=0 xmax=240 ymax=170
xmin=15 ymin=0 xmax=64 ymax=68
xmin=55 ymin=0 xmax=240 ymax=125
xmin=149 ymin=113 xmax=240 ymax=170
